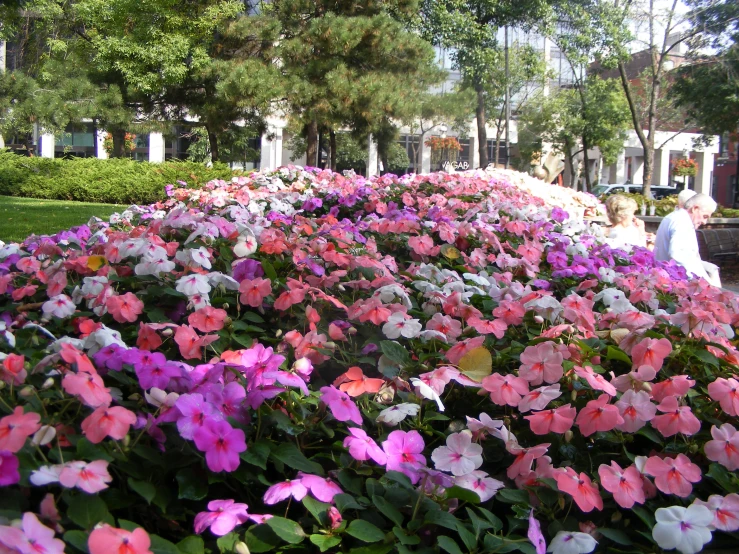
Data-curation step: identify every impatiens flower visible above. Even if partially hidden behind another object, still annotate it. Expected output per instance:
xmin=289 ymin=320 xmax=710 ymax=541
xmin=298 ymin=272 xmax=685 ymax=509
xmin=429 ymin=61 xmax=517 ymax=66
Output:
xmin=174 ymin=325 xmax=219 ymax=360
xmin=707 ymin=377 xmax=739 ymax=416
xmin=175 ymin=274 xmax=211 ymax=297
xmin=320 ymin=386 xmax=363 ymax=425
xmin=615 ymin=390 xmax=657 ymax=432
xmin=431 ymin=431 xmax=483 ymax=476
xmin=194 ymin=499 xmax=249 ymax=536
xmin=631 ymin=337 xmax=672 ymax=371
xmin=193 ymin=419 xmax=247 ymax=473
xmin=42 ymin=294 xmax=77 ymax=319
xmin=507 ymin=442 xmax=550 ymax=479
xmin=0 ymin=451 xmax=20 ymax=486
xmin=88 ymin=525 xmax=153 ymax=554
xmin=62 ymin=368 xmax=112 ymax=408
xmin=554 ymin=467 xmax=603 ymax=512
xmin=528 ymin=510 xmax=546 ymax=554
xmin=651 ymin=396 xmax=701 ymax=437
xmin=343 ymin=427 xmax=388 ymax=465
xmin=525 ymin=405 xmax=576 ymax=435
xmin=238 ymin=277 xmax=272 ymax=307
xmin=81 ymin=406 xmax=137 ymax=444
xmin=58 ymin=459 xmax=113 ymax=493
xmin=410 ymin=377 xmax=445 ymax=412
xmin=454 ymin=470 xmax=504 ymax=502
xmin=382 ymin=430 xmax=427 ymax=483
xmin=0 ymin=407 xmax=41 ymax=453
xmin=466 ymin=412 xmax=506 ymax=438
xmin=518 ymin=384 xmax=562 ymax=413
xmin=106 ymin=292 xmax=145 ymax=323
xmin=176 ymin=393 xmax=222 ymax=440
xmin=481 ymin=373 xmax=529 ymax=407
xmin=573 ymin=365 xmax=617 ymax=396
xmin=382 ymin=312 xmax=422 ymax=339
xmin=518 ymin=341 xmax=564 ymax=385
xmin=575 ymin=395 xmax=623 ymax=437
xmin=188 ymin=306 xmax=228 ymax=333
xmin=598 ymin=461 xmax=645 ymax=508
xmin=651 ymin=375 xmax=695 ymax=402
xmin=704 ymin=423 xmax=739 ymax=470
xmin=263 ymin=479 xmax=308 ymax=504
xmin=1 ymin=353 xmax=26 ymax=385
xmin=376 ymin=403 xmax=420 ymax=426
xmin=546 ymin=531 xmax=597 ymax=554
xmin=644 ymin=454 xmax=702 ymax=497
xmin=693 ymin=494 xmax=739 ymax=532
xmin=299 ymin=473 xmax=344 ymax=503
xmin=652 ymin=505 xmax=713 ymax=554
xmin=334 ymin=366 xmax=384 ymax=397
xmin=0 ymin=512 xmax=65 ymax=554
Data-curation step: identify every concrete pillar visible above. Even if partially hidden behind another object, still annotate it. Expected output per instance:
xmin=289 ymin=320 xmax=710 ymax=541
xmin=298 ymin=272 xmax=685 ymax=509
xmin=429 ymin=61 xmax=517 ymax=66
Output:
xmin=600 ymin=161 xmax=610 ymax=184
xmin=632 ymin=156 xmax=644 ymax=184
xmin=96 ymin=130 xmax=108 ymax=159
xmin=367 ymin=134 xmax=379 ymax=177
xmin=694 ymin=151 xmax=714 ymax=195
xmin=40 ymin=133 xmax=55 ymax=158
xmin=654 ymin=148 xmax=671 ymax=186
xmin=259 ymin=127 xmax=284 ymax=171
xmin=421 ymin=133 xmax=431 ymax=174
xmin=609 ymin=150 xmax=627 ymax=184
xmin=148 ymin=133 xmax=165 ymax=163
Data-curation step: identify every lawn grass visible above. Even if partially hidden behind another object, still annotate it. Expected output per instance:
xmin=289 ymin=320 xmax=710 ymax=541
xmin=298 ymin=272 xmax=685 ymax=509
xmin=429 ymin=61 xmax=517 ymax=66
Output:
xmin=0 ymin=196 xmax=128 ymax=243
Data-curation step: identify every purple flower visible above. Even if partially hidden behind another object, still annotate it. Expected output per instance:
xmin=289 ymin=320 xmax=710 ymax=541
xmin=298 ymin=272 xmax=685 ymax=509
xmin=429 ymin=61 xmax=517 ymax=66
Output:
xmin=320 ymin=386 xmax=362 ymax=425
xmin=301 ymin=198 xmax=323 ymax=212
xmin=528 ymin=510 xmax=547 ymax=554
xmin=194 ymin=499 xmax=249 ymax=536
xmin=193 ymin=419 xmax=246 ymax=472
xmin=206 ymin=382 xmax=247 ymax=423
xmin=382 ymin=430 xmax=427 ymax=484
xmin=0 ymin=451 xmax=20 ymax=485
xmin=175 ymin=393 xmax=222 ymax=440
xmin=532 ymin=279 xmax=551 ymax=290
xmin=133 ymin=351 xmax=176 ymax=390
xmin=550 ymin=207 xmax=569 ymax=223
xmin=232 ymin=259 xmax=264 ymax=282
xmin=361 ymin=344 xmax=378 ymax=355
xmin=93 ymin=344 xmax=125 ymax=371
xmin=165 ymin=184 xmax=175 ymax=197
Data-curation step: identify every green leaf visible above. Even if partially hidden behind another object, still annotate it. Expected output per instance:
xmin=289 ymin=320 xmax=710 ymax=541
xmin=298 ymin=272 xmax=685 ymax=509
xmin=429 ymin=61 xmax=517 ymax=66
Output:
xmin=636 ymin=426 xmax=663 ymax=445
xmin=177 ymin=536 xmax=205 ymax=554
xmin=310 ymin=534 xmax=342 ymax=552
xmin=243 ymin=526 xmax=281 ymax=553
xmin=455 ymin=522 xmax=477 ymax=551
xmin=423 ymin=509 xmax=459 ymax=531
xmin=176 ymin=468 xmax=208 ymax=500
xmin=437 ymin=536 xmax=464 ymax=554
xmin=241 ymin=440 xmax=270 ymax=470
xmin=632 ymin=506 xmax=656 ymax=528
xmin=334 ymin=493 xmax=365 ymax=512
xmin=444 ymin=485 xmax=481 ymax=504
xmin=303 ymin=495 xmax=331 ymax=525
xmin=382 ymin=471 xmax=414 ymax=490
xmin=346 ymin=519 xmax=386 ymax=542
xmin=380 ymin=340 xmax=410 ymax=364
xmin=348 ymin=545 xmax=393 ymax=554
xmin=392 ymin=526 xmax=420 ymax=545
xmin=63 ymin=530 xmax=89 ymax=553
xmin=271 ymin=443 xmax=324 ymax=475
xmin=605 ymin=345 xmax=632 ymax=365
xmin=149 ymin=534 xmax=181 ymax=554
xmin=66 ymin=494 xmax=112 ymax=529
xmin=496 ymin=488 xmax=530 ymax=504
xmin=265 ymin=517 xmax=306 ymax=544
xmin=476 ymin=507 xmax=504 ymax=532
xmin=241 ymin=311 xmax=265 ymax=323
xmin=261 ymin=260 xmax=278 ymax=281
xmin=117 ymin=519 xmax=138 ymax=531
xmin=76 ymin=438 xmax=114 ymax=462
xmin=217 ymin=532 xmax=240 ymax=553
xmin=598 ymin=528 xmax=633 ymax=545
xmin=692 ymin=348 xmax=720 ymax=368
xmin=372 ymin=495 xmax=404 ymax=527
xmin=127 ymin=478 xmax=156 ymax=505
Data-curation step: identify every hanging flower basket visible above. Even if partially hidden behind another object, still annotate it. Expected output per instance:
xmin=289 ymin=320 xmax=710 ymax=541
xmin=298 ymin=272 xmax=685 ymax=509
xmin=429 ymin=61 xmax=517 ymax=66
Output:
xmin=103 ymin=132 xmax=137 ymax=156
xmin=425 ymin=136 xmax=462 ymax=165
xmin=672 ymin=158 xmax=698 ymax=177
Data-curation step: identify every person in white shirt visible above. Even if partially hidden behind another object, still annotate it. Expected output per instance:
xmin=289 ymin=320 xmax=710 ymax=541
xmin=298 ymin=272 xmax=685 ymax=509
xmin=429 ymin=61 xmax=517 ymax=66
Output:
xmin=654 ymin=193 xmax=721 ymax=287
xmin=604 ymin=195 xmax=648 ymax=250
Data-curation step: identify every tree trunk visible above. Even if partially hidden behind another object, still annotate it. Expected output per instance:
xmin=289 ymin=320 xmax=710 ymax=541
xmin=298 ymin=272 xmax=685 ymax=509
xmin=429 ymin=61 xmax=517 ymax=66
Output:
xmin=92 ymin=119 xmax=99 ymax=159
xmin=495 ymin=122 xmax=504 ymax=167
xmin=476 ymin=85 xmax=488 ymax=168
xmin=206 ymin=126 xmax=219 ymax=163
xmin=111 ymin=128 xmax=126 ymax=159
xmin=306 ymin=119 xmax=318 ymax=167
xmin=565 ymin=139 xmax=577 ymax=189
xmin=329 ymin=130 xmax=337 ymax=171
xmin=582 ymin=136 xmax=592 ymax=192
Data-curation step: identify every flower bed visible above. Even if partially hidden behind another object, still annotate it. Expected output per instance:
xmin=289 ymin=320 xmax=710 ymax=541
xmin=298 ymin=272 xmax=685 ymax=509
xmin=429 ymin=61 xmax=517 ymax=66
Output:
xmin=0 ymin=166 xmax=738 ymax=554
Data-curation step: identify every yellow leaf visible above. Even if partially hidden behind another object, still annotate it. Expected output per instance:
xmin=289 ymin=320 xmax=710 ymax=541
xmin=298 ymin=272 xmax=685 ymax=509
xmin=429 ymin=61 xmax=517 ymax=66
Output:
xmin=86 ymin=255 xmax=107 ymax=271
xmin=458 ymin=347 xmax=493 ymax=383
xmin=440 ymin=244 xmax=461 ymax=260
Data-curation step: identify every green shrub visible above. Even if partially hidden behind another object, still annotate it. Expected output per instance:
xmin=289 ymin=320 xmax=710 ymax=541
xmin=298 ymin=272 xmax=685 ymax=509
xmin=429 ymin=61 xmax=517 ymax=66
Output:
xmin=0 ymin=151 xmax=234 ymax=204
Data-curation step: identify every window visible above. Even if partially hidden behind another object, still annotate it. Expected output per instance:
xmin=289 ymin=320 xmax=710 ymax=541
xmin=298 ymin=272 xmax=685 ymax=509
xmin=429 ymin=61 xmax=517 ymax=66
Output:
xmin=719 ymin=133 xmax=730 ymax=159
xmin=397 ymin=135 xmax=420 ymax=174
xmin=55 ymin=123 xmax=96 ymax=158
xmin=487 ymin=140 xmax=509 ymax=166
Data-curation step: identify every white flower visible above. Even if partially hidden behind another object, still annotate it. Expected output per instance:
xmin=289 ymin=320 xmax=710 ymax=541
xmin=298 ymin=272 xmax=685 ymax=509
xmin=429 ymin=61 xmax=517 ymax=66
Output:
xmin=431 ymin=431 xmax=483 ymax=476
xmin=376 ymin=403 xmax=420 ymax=426
xmin=30 ymin=465 xmax=63 ymax=486
xmin=382 ymin=312 xmax=422 ymax=339
xmin=233 ymin=233 xmax=258 ymax=257
xmin=546 ymin=531 xmax=597 ymax=554
xmin=410 ymin=377 xmax=445 ymax=412
xmin=145 ymin=388 xmax=179 ymax=409
xmin=652 ymin=505 xmax=713 ymax=554
xmin=207 ymin=272 xmax=240 ymax=291
xmin=175 ymin=274 xmax=211 ymax=297
xmin=454 ymin=470 xmax=504 ymax=502
xmin=42 ymin=295 xmax=77 ymax=319
xmin=135 ymin=255 xmax=176 ymax=277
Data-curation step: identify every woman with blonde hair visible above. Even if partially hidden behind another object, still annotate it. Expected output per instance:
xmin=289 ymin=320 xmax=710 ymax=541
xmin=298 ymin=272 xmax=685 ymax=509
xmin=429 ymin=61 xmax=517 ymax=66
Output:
xmin=604 ymin=195 xmax=649 ymax=250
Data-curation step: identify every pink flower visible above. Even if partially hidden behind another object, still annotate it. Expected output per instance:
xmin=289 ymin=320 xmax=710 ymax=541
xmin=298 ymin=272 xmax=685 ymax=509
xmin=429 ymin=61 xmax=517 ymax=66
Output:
xmin=299 ymin=473 xmax=344 ymax=503
xmin=0 ymin=407 xmax=41 ymax=453
xmin=631 ymin=337 xmax=671 ymax=371
xmin=81 ymin=406 xmax=137 ymax=444
xmin=528 ymin=510 xmax=546 ymax=554
xmin=328 ymin=506 xmax=342 ymax=529
xmin=493 ymin=300 xmax=525 ymax=326
xmin=343 ymin=428 xmax=388 ymax=465
xmin=174 ymin=325 xmax=219 ymax=360
xmin=382 ymin=430 xmax=427 ymax=484
xmin=59 ymin=460 xmax=113 ymax=493
xmin=1 ymin=354 xmax=26 ymax=386
xmin=263 ymin=479 xmax=308 ymax=504
xmin=0 ymin=512 xmax=64 ymax=554
xmin=175 ymin=393 xmax=222 ymax=440
xmin=576 ymin=395 xmax=624 ymax=437
xmin=188 ymin=306 xmax=228 ymax=332
xmin=408 ymin=234 xmax=437 ymax=256
xmin=574 ymin=366 xmax=617 ymax=396
xmin=518 ymin=341 xmax=564 ymax=385
xmin=193 ymin=419 xmax=247 ymax=473
xmin=704 ymin=423 xmax=739 ymax=470
xmin=517 ymin=384 xmax=561 ymax=413
xmin=693 ymin=494 xmax=739 ymax=532
xmin=651 ymin=396 xmax=701 ymax=437
xmin=651 ymin=375 xmax=695 ymax=402
xmin=0 ymin=451 xmax=20 ymax=486
xmin=481 ymin=373 xmax=529 ymax=406
xmin=598 ymin=461 xmax=645 ymax=508
xmin=431 ymin=431 xmax=483 ymax=476
xmin=554 ymin=467 xmax=603 ymax=512
xmin=708 ymin=377 xmax=739 ymax=416
xmin=644 ymin=454 xmax=701 ymax=497
xmin=88 ymin=525 xmax=152 ymax=554
xmin=239 ymin=278 xmax=272 ymax=307
xmin=506 ymin=442 xmax=550 ymax=479
xmin=426 ymin=313 xmax=462 ymax=342
xmin=320 ymin=386 xmax=362 ymax=425
xmin=106 ymin=292 xmax=144 ymax=323
xmin=525 ymin=405 xmax=576 ymax=435
xmin=615 ymin=390 xmax=656 ymax=432
xmin=454 ymin=470 xmax=504 ymax=502
xmin=194 ymin=499 xmax=249 ymax=536
xmin=62 ymin=369 xmax=112 ymax=408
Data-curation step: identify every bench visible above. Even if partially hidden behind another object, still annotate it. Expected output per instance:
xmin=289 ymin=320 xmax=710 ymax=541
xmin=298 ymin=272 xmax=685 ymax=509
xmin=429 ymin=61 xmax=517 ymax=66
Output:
xmin=696 ymin=229 xmax=739 ymax=266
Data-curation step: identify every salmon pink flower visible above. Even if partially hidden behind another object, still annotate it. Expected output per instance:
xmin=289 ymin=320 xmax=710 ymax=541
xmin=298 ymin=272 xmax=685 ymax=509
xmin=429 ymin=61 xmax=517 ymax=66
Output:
xmin=481 ymin=373 xmax=529 ymax=406
xmin=193 ymin=419 xmax=247 ymax=473
xmin=576 ymin=395 xmax=623 ymax=437
xmin=651 ymin=396 xmax=701 ymax=437
xmin=631 ymin=337 xmax=671 ymax=371
xmin=644 ymin=454 xmax=701 ymax=497
xmin=573 ymin=365 xmax=617 ymax=396
xmin=652 ymin=505 xmax=713 ymax=554
xmin=615 ymin=390 xmax=656 ymax=432
xmin=493 ymin=300 xmax=525 ymax=326
xmin=263 ymin=479 xmax=308 ymax=504
xmin=194 ymin=499 xmax=249 ymax=536
xmin=704 ymin=423 xmax=739 ymax=470
xmin=382 ymin=430 xmax=427 ymax=483
xmin=707 ymin=377 xmax=739 ymax=416
xmin=81 ymin=406 xmax=137 ymax=444
xmin=408 ymin=234 xmax=437 ymax=256
xmin=454 ymin=470 xmax=504 ymax=502
xmin=518 ymin=342 xmax=564 ymax=385
xmin=554 ymin=467 xmax=603 ymax=512
xmin=0 ymin=512 xmax=64 ymax=554
xmin=188 ymin=306 xmax=228 ymax=332
xmin=506 ymin=442 xmax=550 ymax=479
xmin=62 ymin=369 xmax=112 ymax=408
xmin=106 ymin=292 xmax=144 ymax=323
xmin=0 ymin=451 xmax=20 ymax=486
xmin=238 ymin=278 xmax=272 ymax=307
xmin=1 ymin=354 xmax=26 ymax=386
xmin=518 ymin=384 xmax=562 ymax=413
xmin=88 ymin=525 xmax=152 ymax=554
xmin=320 ymin=386 xmax=362 ymax=425
xmin=174 ymin=325 xmax=218 ymax=360
xmin=693 ymin=494 xmax=739 ymax=532
xmin=59 ymin=459 xmax=113 ymax=493
xmin=598 ymin=461 xmax=645 ymax=508
xmin=427 ymin=313 xmax=463 ymax=342
xmin=0 ymin=407 xmax=41 ymax=453
xmin=525 ymin=405 xmax=576 ymax=435
xmin=343 ymin=427 xmax=387 ymax=465
xmin=651 ymin=375 xmax=695 ymax=402
xmin=431 ymin=431 xmax=483 ymax=476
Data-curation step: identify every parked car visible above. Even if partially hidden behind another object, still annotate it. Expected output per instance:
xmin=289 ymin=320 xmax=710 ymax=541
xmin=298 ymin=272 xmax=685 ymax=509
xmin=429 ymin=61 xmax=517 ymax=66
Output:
xmin=590 ymin=183 xmax=678 ymax=199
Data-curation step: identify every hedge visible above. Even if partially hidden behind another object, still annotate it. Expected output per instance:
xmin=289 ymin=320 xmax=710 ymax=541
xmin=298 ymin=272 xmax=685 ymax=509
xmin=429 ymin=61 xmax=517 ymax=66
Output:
xmin=0 ymin=151 xmax=234 ymax=204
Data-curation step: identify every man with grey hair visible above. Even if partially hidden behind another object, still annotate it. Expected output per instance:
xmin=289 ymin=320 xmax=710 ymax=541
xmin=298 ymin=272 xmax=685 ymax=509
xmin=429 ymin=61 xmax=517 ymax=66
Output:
xmin=654 ymin=193 xmax=721 ymax=286
xmin=677 ymin=188 xmax=697 ymax=209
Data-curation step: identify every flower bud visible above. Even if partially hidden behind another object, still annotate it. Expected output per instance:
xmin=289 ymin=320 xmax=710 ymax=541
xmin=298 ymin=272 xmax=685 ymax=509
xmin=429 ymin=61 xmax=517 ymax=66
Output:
xmin=570 ymin=390 xmax=577 ymax=402
xmin=275 ymin=329 xmax=283 ymax=338
xmin=19 ymin=386 xmax=34 ymax=398
xmin=162 ymin=328 xmax=173 ymax=337
xmin=328 ymin=507 xmax=342 ymax=530
xmin=640 ymin=382 xmax=652 ymax=393
xmin=32 ymin=425 xmax=56 ymax=446
xmin=222 ymin=303 xmax=230 ymax=310
xmin=347 ymin=327 xmax=357 ymax=335
xmin=0 ymin=381 xmax=6 ymax=391
xmin=611 ymin=511 xmax=622 ymax=523
xmin=123 ymin=434 xmax=131 ymax=448
xmin=337 ymin=285 xmax=346 ymax=292
xmin=234 ymin=542 xmax=251 ymax=554
xmin=323 ymin=342 xmax=336 ymax=349
xmin=533 ymin=315 xmax=544 ymax=324
xmin=41 ymin=378 xmax=55 ymax=390
xmin=564 ymin=430 xmax=574 ymax=443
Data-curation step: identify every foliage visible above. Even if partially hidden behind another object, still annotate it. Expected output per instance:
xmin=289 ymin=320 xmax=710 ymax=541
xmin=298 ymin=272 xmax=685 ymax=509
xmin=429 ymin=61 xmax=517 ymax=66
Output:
xmin=333 ymin=134 xmax=410 ymax=175
xmin=0 ymin=152 xmax=232 ymax=204
xmin=102 ymin=133 xmax=136 ymax=157
xmin=425 ymin=136 xmax=462 ymax=165
xmin=1 ymin=165 xmax=739 ymax=554
xmin=185 ymin=127 xmax=261 ymax=167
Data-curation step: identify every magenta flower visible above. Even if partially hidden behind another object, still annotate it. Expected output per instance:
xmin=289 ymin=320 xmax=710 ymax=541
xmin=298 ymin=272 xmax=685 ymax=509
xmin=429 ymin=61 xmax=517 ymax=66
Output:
xmin=263 ymin=479 xmax=309 ymax=504
xmin=175 ymin=393 xmax=222 ymax=440
xmin=193 ymin=419 xmax=247 ymax=473
xmin=0 ymin=512 xmax=64 ymax=554
xmin=528 ymin=509 xmax=546 ymax=554
xmin=343 ymin=428 xmax=388 ymax=465
xmin=431 ymin=431 xmax=483 ymax=476
xmin=320 ymin=386 xmax=362 ymax=425
xmin=382 ymin=430 xmax=427 ymax=484
xmin=0 ymin=451 xmax=20 ymax=486
xmin=299 ymin=473 xmax=343 ymax=503
xmin=194 ymin=499 xmax=249 ymax=536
